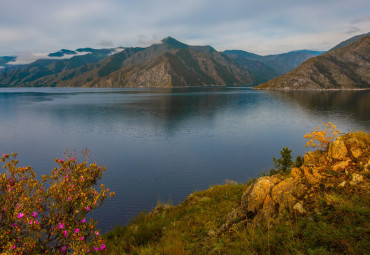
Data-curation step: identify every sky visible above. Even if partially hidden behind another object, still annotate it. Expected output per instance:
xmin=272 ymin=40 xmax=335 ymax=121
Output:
xmin=0 ymin=0 xmax=369 ymax=58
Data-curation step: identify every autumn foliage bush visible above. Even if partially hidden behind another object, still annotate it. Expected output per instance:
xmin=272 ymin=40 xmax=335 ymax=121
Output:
xmin=0 ymin=153 xmax=114 ymax=254
xmin=304 ymin=122 xmax=339 ymax=149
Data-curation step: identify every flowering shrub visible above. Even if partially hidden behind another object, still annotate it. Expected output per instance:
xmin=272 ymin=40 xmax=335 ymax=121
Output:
xmin=304 ymin=122 xmax=339 ymax=150
xmin=0 ymin=153 xmax=114 ymax=254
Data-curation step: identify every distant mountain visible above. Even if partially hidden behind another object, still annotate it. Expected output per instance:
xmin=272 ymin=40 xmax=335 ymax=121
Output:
xmin=329 ymin=32 xmax=370 ymax=51
xmin=0 ymin=56 xmax=16 ymax=66
xmin=255 ymin=36 xmax=370 ymax=89
xmin=0 ymin=56 xmax=17 ymax=71
xmin=0 ymin=37 xmax=254 ymax=87
xmin=0 ymin=48 xmax=122 ymax=87
xmin=48 ymin=49 xmax=77 ymax=57
xmin=224 ymin=49 xmax=324 ymax=83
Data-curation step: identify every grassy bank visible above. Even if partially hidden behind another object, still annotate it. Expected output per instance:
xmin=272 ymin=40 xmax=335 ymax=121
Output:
xmin=104 ymin=129 xmax=370 ymax=254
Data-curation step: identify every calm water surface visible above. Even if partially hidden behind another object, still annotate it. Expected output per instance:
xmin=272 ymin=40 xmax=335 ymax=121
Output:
xmin=0 ymin=87 xmax=369 ymax=232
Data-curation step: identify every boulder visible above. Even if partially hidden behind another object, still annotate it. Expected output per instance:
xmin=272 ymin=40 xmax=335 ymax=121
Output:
xmin=328 ymin=140 xmax=348 ymax=160
xmin=241 ymin=176 xmax=277 ymax=214
xmin=270 ymin=177 xmax=298 ymax=213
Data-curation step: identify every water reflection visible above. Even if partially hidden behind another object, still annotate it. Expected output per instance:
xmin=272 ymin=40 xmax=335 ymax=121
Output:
xmin=266 ymin=90 xmax=370 ymax=127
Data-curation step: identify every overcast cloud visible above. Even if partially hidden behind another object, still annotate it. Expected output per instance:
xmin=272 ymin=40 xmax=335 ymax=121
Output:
xmin=0 ymin=0 xmax=369 ymax=56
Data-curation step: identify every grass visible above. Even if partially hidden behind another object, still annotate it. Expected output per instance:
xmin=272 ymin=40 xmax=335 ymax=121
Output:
xmin=104 ymin=178 xmax=369 ymax=254
xmin=104 ymin=131 xmax=370 ymax=254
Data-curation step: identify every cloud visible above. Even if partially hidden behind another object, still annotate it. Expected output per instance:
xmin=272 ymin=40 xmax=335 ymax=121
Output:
xmin=136 ymin=34 xmax=160 ymax=46
xmin=346 ymin=27 xmax=362 ymax=34
xmin=8 ymin=51 xmax=90 ymax=65
xmin=98 ymin=40 xmax=114 ymax=47
xmin=0 ymin=0 xmax=369 ymax=55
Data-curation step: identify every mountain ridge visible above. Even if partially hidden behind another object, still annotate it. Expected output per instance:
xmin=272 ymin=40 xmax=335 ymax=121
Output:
xmin=255 ymin=36 xmax=370 ymax=90
xmin=1 ymin=33 xmax=368 ymax=88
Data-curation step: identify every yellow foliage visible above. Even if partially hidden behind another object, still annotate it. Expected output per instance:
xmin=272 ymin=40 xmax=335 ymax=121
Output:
xmin=304 ymin=123 xmax=339 ymax=150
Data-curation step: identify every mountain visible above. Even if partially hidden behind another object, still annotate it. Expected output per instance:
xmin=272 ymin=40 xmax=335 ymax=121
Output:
xmin=0 ymin=48 xmax=124 ymax=87
xmin=0 ymin=56 xmax=16 ymax=66
xmin=0 ymin=37 xmax=254 ymax=87
xmin=255 ymin=36 xmax=370 ymax=89
xmin=224 ymin=49 xmax=324 ymax=83
xmin=329 ymin=32 xmax=370 ymax=51
xmin=81 ymin=37 xmax=253 ymax=87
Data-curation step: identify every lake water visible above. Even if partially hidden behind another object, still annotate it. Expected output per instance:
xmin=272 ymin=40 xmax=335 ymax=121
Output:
xmin=0 ymin=87 xmax=369 ymax=232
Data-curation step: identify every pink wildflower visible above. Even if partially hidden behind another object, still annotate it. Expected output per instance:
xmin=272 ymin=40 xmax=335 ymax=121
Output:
xmin=17 ymin=213 xmax=24 ymax=218
xmin=67 ymin=197 xmax=72 ymax=201
xmin=61 ymin=246 xmax=66 ymax=253
xmin=31 ymin=211 xmax=37 ymax=217
xmin=12 ymin=223 xmax=17 ymax=227
xmin=100 ymin=244 xmax=106 ymax=250
xmin=63 ymin=230 xmax=68 ymax=237
xmin=75 ymin=228 xmax=79 ymax=234
xmin=86 ymin=206 xmax=90 ymax=211
xmin=58 ymin=223 xmax=64 ymax=229
xmin=81 ymin=218 xmax=86 ymax=223
xmin=59 ymin=159 xmax=64 ymax=163
xmin=95 ymin=231 xmax=100 ymax=236
xmin=81 ymin=236 xmax=85 ymax=241
xmin=12 ymin=245 xmax=16 ymax=250
xmin=35 ymin=220 xmax=39 ymax=224
xmin=94 ymin=247 xmax=98 ymax=251
xmin=29 ymin=220 xmax=33 ymax=225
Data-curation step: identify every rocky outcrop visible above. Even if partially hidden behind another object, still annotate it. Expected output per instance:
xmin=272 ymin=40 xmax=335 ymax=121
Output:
xmin=219 ymin=131 xmax=369 ymax=232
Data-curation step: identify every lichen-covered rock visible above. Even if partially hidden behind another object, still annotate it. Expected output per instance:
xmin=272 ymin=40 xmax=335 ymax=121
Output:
xmin=271 ymin=178 xmax=298 ymax=213
xmin=350 ymin=173 xmax=364 ymax=185
xmin=291 ymin=167 xmax=303 ymax=179
xmin=351 ymin=148 xmax=362 ymax=159
xmin=293 ymin=201 xmax=305 ymax=214
xmin=332 ymin=160 xmax=350 ymax=171
xmin=328 ymin=140 xmax=348 ymax=160
xmin=302 ymin=166 xmax=322 ymax=185
xmin=218 ymin=131 xmax=369 ymax=234
xmin=240 ymin=176 xmax=277 ymax=214
xmin=338 ymin=181 xmax=346 ymax=188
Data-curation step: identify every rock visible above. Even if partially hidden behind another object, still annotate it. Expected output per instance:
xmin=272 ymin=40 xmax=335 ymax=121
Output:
xmin=293 ymin=201 xmax=305 ymax=213
xmin=271 ymin=177 xmax=298 ymax=213
xmin=292 ymin=183 xmax=308 ymax=199
xmin=291 ymin=167 xmax=303 ymax=179
xmin=338 ymin=181 xmax=346 ymax=188
xmin=351 ymin=148 xmax=362 ymax=159
xmin=150 ymin=203 xmax=172 ymax=215
xmin=328 ymin=140 xmax=348 ymax=160
xmin=302 ymin=166 xmax=322 ymax=185
xmin=350 ymin=173 xmax=364 ymax=185
xmin=241 ymin=176 xmax=276 ymax=214
xmin=332 ymin=160 xmax=350 ymax=171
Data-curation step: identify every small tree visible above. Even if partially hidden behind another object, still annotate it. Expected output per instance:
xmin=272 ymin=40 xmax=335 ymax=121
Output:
xmin=272 ymin=147 xmax=293 ymax=173
xmin=0 ymin=153 xmax=114 ymax=254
